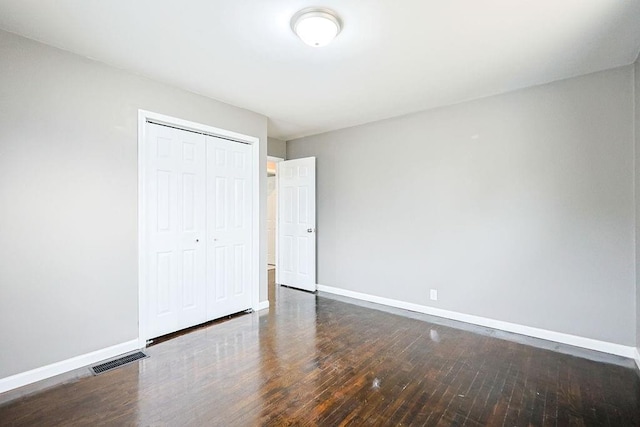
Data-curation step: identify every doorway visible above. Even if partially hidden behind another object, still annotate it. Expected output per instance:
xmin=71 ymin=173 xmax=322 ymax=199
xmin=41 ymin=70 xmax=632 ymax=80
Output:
xmin=277 ymin=157 xmax=316 ymax=292
xmin=267 ymin=156 xmax=283 ymax=301
xmin=266 ymin=156 xmax=317 ymax=297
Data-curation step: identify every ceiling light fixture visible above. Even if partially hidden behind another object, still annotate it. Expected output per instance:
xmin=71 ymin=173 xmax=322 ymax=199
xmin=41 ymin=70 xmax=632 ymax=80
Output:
xmin=291 ymin=7 xmax=342 ymax=47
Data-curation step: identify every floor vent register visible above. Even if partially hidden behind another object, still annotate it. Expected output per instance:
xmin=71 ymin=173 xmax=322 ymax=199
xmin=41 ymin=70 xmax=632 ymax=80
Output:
xmin=91 ymin=351 xmax=149 ymax=375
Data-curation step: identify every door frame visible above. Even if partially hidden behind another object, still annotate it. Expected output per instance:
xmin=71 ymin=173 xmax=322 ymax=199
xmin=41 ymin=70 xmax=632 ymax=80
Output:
xmin=267 ymin=156 xmax=284 ymax=284
xmin=137 ymin=110 xmax=260 ymax=347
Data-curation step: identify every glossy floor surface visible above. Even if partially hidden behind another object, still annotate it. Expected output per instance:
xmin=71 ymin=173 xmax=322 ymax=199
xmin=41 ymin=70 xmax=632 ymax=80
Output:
xmin=1 ymin=279 xmax=640 ymax=426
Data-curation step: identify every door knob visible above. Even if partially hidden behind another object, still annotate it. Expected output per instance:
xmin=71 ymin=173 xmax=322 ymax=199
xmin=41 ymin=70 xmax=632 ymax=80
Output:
xmin=195 ymin=239 xmax=199 ymax=243
xmin=307 ymin=228 xmax=314 ymax=233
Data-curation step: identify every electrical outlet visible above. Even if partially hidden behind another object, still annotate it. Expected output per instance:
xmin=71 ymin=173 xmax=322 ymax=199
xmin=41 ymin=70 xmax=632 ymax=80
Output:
xmin=430 ymin=289 xmax=438 ymax=301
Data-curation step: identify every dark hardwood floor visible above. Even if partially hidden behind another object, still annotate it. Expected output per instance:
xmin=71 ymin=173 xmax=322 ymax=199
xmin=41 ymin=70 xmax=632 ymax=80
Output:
xmin=1 ymin=277 xmax=639 ymax=426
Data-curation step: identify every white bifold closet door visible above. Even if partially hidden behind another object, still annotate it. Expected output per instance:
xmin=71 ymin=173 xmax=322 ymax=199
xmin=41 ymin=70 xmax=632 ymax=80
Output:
xmin=205 ymin=135 xmax=252 ymax=320
xmin=145 ymin=123 xmax=252 ymax=340
xmin=145 ymin=123 xmax=207 ymax=338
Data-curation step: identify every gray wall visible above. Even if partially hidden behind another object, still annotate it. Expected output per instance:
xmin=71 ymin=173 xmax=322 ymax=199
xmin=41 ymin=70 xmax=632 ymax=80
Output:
xmin=0 ymin=30 xmax=268 ymax=379
xmin=267 ymin=137 xmax=286 ymax=159
xmin=288 ymin=66 xmax=636 ymax=346
xmin=636 ymin=58 xmax=640 ymax=352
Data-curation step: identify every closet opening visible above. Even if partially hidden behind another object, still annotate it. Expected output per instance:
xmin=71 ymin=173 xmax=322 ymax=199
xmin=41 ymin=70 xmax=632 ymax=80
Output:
xmin=137 ymin=110 xmax=260 ymax=347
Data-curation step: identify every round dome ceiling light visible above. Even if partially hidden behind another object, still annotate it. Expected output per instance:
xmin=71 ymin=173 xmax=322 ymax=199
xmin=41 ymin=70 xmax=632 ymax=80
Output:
xmin=291 ymin=7 xmax=342 ymax=47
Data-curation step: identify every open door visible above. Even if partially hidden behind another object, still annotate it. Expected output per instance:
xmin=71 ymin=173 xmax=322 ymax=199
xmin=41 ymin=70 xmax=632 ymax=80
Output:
xmin=277 ymin=157 xmax=316 ymax=292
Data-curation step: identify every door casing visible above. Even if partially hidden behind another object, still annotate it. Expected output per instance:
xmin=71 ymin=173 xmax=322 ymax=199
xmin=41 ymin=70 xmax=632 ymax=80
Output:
xmin=267 ymin=156 xmax=283 ymax=282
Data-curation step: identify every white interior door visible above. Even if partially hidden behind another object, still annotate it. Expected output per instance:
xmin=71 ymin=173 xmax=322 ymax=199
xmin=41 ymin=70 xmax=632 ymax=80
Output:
xmin=278 ymin=157 xmax=316 ymax=292
xmin=145 ymin=123 xmax=207 ymax=339
xmin=206 ymin=136 xmax=253 ymax=319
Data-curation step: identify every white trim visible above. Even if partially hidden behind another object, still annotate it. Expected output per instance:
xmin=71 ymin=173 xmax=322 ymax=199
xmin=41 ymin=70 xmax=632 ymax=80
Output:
xmin=140 ymin=110 xmax=260 ymax=144
xmin=317 ymin=284 xmax=636 ymax=359
xmin=138 ymin=110 xmax=260 ymax=344
xmin=249 ymin=121 xmax=260 ymax=314
xmin=137 ymin=111 xmax=147 ymax=348
xmin=634 ymin=348 xmax=640 ymax=372
xmin=256 ymin=300 xmax=270 ymax=311
xmin=267 ymin=156 xmax=283 ymax=284
xmin=267 ymin=156 xmax=284 ymax=163
xmin=0 ymin=340 xmax=139 ymax=394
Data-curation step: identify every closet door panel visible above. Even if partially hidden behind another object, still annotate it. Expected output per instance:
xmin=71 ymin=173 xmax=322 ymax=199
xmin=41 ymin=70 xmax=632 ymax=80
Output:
xmin=145 ymin=123 xmax=207 ymax=339
xmin=206 ymin=136 xmax=252 ymax=319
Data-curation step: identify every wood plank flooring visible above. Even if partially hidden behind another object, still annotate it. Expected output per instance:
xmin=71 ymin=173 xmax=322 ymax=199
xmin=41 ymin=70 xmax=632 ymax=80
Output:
xmin=1 ymin=282 xmax=639 ymax=426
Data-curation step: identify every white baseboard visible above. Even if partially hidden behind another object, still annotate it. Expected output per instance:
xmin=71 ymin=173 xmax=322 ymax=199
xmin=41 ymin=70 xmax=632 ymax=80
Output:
xmin=256 ymin=300 xmax=270 ymax=311
xmin=317 ymin=285 xmax=636 ymax=359
xmin=0 ymin=339 xmax=140 ymax=394
xmin=634 ymin=348 xmax=640 ymax=372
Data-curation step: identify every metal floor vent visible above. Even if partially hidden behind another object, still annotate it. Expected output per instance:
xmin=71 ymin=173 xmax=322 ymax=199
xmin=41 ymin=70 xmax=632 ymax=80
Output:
xmin=91 ymin=351 xmax=148 ymax=375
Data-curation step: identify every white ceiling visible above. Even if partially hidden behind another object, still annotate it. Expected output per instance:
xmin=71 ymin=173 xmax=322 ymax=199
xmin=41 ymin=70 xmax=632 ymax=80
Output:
xmin=1 ymin=1 xmax=639 ymax=141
